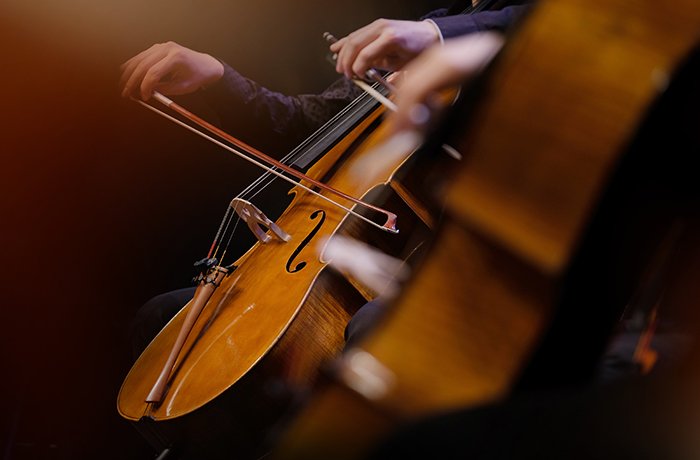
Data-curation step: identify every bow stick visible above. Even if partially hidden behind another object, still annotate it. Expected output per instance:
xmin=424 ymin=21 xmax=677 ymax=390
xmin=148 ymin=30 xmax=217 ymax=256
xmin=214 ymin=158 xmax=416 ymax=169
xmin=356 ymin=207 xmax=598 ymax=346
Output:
xmin=137 ymin=92 xmax=398 ymax=233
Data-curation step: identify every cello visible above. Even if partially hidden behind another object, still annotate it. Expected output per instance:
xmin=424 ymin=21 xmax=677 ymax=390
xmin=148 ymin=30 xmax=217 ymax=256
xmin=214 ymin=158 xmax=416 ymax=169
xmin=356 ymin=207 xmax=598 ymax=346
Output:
xmin=118 ymin=86 xmax=419 ymax=457
xmin=116 ymin=2 xmax=500 ymax=456
xmin=271 ymin=0 xmax=700 ymax=458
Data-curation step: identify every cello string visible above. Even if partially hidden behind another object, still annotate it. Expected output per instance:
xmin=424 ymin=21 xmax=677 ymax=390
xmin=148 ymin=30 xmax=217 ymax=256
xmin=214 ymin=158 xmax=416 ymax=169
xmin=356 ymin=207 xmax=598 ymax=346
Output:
xmin=215 ymin=214 xmax=242 ymax=267
xmin=211 ymin=207 xmax=237 ymax=263
xmin=239 ymin=86 xmax=385 ymax=203
xmin=223 ymin=85 xmax=381 ymax=204
xmin=237 ymin=86 xmax=383 ymax=201
xmin=351 ymin=79 xmax=397 ymax=111
xmin=242 ymin=75 xmax=402 ymax=204
xmin=208 ymin=205 xmax=233 ymax=259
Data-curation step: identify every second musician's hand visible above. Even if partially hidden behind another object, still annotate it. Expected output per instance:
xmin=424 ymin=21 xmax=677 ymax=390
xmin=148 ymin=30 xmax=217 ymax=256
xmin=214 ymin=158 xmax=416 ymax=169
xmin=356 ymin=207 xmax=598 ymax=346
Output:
xmin=384 ymin=32 xmax=504 ymax=135
xmin=329 ymin=19 xmax=441 ymax=79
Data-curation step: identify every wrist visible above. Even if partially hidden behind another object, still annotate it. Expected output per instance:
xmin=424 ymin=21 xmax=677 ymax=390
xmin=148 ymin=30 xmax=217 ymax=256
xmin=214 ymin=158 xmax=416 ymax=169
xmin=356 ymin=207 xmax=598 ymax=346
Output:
xmin=200 ymin=55 xmax=225 ymax=89
xmin=422 ymin=19 xmax=445 ymax=46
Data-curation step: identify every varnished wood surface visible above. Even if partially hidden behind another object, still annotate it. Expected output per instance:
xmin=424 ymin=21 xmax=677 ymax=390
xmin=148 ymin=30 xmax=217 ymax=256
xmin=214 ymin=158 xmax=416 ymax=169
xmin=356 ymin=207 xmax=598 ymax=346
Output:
xmin=447 ymin=0 xmax=700 ymax=274
xmin=271 ymin=0 xmax=700 ymax=458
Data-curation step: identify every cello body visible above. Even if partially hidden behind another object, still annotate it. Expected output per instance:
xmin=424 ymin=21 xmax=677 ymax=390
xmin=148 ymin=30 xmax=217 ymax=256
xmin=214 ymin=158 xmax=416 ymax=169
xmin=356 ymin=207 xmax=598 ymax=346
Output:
xmin=117 ymin=96 xmax=444 ymax=456
xmin=271 ymin=0 xmax=700 ymax=458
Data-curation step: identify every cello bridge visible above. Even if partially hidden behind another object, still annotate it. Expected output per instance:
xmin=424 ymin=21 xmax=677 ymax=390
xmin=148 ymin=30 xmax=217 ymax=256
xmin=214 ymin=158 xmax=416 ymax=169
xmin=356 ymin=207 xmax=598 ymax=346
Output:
xmin=231 ymin=198 xmax=291 ymax=244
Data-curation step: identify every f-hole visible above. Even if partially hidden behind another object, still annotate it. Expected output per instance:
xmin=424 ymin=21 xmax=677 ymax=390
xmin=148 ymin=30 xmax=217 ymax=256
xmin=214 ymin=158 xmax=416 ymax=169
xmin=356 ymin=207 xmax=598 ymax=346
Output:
xmin=286 ymin=210 xmax=326 ymax=273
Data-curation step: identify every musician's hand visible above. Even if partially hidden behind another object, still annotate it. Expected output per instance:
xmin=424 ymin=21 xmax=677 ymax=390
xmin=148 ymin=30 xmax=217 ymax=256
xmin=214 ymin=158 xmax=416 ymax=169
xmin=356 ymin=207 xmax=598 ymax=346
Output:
xmin=386 ymin=32 xmax=504 ymax=135
xmin=120 ymin=42 xmax=224 ymax=101
xmin=329 ymin=19 xmax=440 ymax=79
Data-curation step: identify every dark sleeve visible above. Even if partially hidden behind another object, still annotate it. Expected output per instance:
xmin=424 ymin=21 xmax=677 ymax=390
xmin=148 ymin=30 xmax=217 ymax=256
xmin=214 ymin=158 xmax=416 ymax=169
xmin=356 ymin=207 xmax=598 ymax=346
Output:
xmin=421 ymin=8 xmax=450 ymax=20
xmin=200 ymin=62 xmax=362 ymax=156
xmin=430 ymin=5 xmax=532 ymax=39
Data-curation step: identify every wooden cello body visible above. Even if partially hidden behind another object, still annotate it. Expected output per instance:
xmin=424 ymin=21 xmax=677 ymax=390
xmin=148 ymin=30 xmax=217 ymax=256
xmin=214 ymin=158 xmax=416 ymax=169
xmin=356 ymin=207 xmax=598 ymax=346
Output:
xmin=271 ymin=0 xmax=700 ymax=458
xmin=116 ymin=82 xmax=451 ymax=456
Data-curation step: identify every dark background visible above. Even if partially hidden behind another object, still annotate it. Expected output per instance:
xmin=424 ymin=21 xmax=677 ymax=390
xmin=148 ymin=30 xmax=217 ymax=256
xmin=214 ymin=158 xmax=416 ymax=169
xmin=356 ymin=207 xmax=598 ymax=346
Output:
xmin=0 ymin=0 xmax=437 ymax=458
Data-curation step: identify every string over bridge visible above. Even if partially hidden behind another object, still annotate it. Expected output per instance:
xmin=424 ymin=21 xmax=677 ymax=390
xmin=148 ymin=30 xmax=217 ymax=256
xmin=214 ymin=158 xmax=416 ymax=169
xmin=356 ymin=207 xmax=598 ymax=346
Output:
xmin=231 ymin=198 xmax=291 ymax=243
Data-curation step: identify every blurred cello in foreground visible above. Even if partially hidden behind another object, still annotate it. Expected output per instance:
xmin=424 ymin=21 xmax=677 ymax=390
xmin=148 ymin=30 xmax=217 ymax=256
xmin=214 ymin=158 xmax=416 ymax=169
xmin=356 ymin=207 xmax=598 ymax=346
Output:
xmin=271 ymin=0 xmax=700 ymax=458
